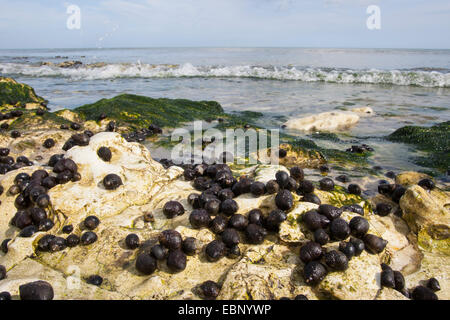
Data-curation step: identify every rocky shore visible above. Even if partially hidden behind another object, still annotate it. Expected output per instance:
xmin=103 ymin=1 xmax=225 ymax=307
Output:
xmin=0 ymin=77 xmax=448 ymax=300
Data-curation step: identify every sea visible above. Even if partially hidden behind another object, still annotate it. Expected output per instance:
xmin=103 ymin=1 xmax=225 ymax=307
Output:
xmin=0 ymin=47 xmax=449 ymax=183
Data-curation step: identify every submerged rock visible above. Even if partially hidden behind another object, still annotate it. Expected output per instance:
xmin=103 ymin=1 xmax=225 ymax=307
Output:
xmin=285 ymin=111 xmax=360 ymax=132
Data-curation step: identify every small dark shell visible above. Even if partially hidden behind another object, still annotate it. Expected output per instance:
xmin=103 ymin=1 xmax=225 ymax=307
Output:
xmin=299 ymin=241 xmax=323 ymax=263
xmin=347 ymin=184 xmax=362 ymax=195
xmin=0 ymin=291 xmax=11 ymax=300
xmin=182 ymin=237 xmax=199 ymax=256
xmin=163 ymin=201 xmax=185 ymax=218
xmin=363 ymin=234 xmax=387 ymax=254
xmin=125 ymin=233 xmax=140 ymax=250
xmin=418 ymin=178 xmax=435 ymax=191
xmin=97 ymin=147 xmax=112 ymax=162
xmin=245 ymin=223 xmax=267 ymax=244
xmin=62 ymin=224 xmax=74 ymax=234
xmin=250 ymin=181 xmax=266 ymax=197
xmin=324 ymin=250 xmax=348 ymax=271
xmin=19 ymin=225 xmax=38 ymax=237
xmin=303 ymin=261 xmax=327 ymax=285
xmin=228 ymin=214 xmax=248 ymax=231
xmin=427 ymin=278 xmax=441 ymax=292
xmin=301 ymin=193 xmax=321 ymax=205
xmin=294 ymin=294 xmax=308 ymax=300
xmin=204 ymin=199 xmax=221 ymax=215
xmin=350 ymin=237 xmax=365 ymax=256
xmin=265 ymin=209 xmax=287 ymax=231
xmin=319 ymin=178 xmax=334 ymax=191
xmin=205 ymin=240 xmax=226 ymax=262
xmin=189 ymin=209 xmax=211 ymax=229
xmin=48 ymin=237 xmax=67 ymax=252
xmin=339 ymin=241 xmax=355 ymax=260
xmin=391 ymin=185 xmax=406 ymax=203
xmin=159 ymin=230 xmax=182 ymax=250
xmin=84 ymin=215 xmax=100 ymax=230
xmin=210 ymin=215 xmax=228 ymax=234
xmin=275 ymin=171 xmax=289 ymax=189
xmin=167 ymin=250 xmax=187 ymax=272
xmin=37 ymin=234 xmax=56 ymax=251
xmin=103 ymin=174 xmax=123 ymax=190
xmin=336 ymin=175 xmax=350 ymax=183
xmin=314 ymin=229 xmax=330 ymax=245
xmin=87 ymin=275 xmax=103 ymax=286
xmin=135 ymin=253 xmax=157 ymax=275
xmin=221 ymin=228 xmax=240 ymax=248
xmin=218 ymin=188 xmax=234 ymax=201
xmin=411 ymin=286 xmax=438 ymax=300
xmin=265 ymin=180 xmax=280 ymax=194
xmin=151 ymin=244 xmax=168 ymax=260
xmin=380 ymin=269 xmax=395 ymax=288
xmin=220 ymin=199 xmax=239 ymax=216
xmin=297 ymin=180 xmax=315 ymax=194
xmin=349 ymin=216 xmax=370 ymax=238
xmin=248 ymin=209 xmax=264 ymax=226
xmin=376 ymin=203 xmax=392 ymax=217
xmin=318 ymin=204 xmax=343 ymax=220
xmin=302 ymin=210 xmax=330 ymax=231
xmin=200 ymin=280 xmax=221 ymax=300
xmin=66 ymin=234 xmax=80 ymax=247
xmin=275 ymin=189 xmax=293 ymax=211
xmin=290 ymin=166 xmax=304 ymax=181
xmin=394 ymin=271 xmax=405 ymax=291
xmin=19 ymin=281 xmax=54 ymax=300
xmin=227 ymin=244 xmax=241 ymax=259
xmin=329 ymin=218 xmax=350 ymax=241
xmin=187 ymin=193 xmax=202 ymax=209
xmin=80 ymin=231 xmax=98 ymax=245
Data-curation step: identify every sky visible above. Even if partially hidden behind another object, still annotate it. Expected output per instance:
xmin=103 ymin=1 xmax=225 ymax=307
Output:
xmin=0 ymin=0 xmax=449 ymax=49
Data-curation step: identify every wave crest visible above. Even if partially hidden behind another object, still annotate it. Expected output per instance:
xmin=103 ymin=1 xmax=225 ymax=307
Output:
xmin=1 ymin=62 xmax=449 ymax=87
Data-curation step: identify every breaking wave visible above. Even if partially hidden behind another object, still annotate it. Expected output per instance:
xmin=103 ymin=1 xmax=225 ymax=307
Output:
xmin=1 ymin=62 xmax=449 ymax=87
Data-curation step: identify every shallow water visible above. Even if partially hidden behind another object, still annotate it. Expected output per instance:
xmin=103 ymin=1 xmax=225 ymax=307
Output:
xmin=0 ymin=48 xmax=449 ymax=180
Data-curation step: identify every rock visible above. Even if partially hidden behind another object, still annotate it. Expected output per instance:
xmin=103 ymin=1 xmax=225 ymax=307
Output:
xmin=0 ymin=77 xmax=45 ymax=106
xmin=395 ymin=171 xmax=431 ymax=186
xmin=375 ymin=288 xmax=409 ymax=300
xmin=400 ymin=185 xmax=450 ymax=255
xmin=218 ymin=244 xmax=318 ymax=300
xmin=351 ymin=107 xmax=374 ymax=116
xmin=285 ymin=111 xmax=360 ymax=132
xmin=318 ymin=248 xmax=381 ymax=300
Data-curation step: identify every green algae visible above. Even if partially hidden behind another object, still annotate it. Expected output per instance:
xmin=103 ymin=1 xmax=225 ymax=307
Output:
xmin=9 ymin=108 xmax=71 ymax=130
xmin=0 ymin=77 xmax=45 ymax=106
xmin=387 ymin=121 xmax=450 ymax=172
xmin=73 ymin=94 xmax=225 ymax=129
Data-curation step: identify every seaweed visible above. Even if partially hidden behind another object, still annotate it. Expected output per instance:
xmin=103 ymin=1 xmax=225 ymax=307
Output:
xmin=387 ymin=121 xmax=450 ymax=172
xmin=0 ymin=77 xmax=45 ymax=106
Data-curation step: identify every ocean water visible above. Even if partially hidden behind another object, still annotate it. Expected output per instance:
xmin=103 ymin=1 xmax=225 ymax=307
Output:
xmin=0 ymin=47 xmax=449 ymax=181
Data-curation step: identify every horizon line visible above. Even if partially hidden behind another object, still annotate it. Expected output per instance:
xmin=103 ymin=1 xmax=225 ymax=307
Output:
xmin=1 ymin=46 xmax=450 ymax=51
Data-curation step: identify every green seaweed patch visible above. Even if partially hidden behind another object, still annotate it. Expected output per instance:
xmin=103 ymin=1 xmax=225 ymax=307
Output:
xmin=387 ymin=121 xmax=450 ymax=172
xmin=309 ymin=132 xmax=341 ymax=143
xmin=0 ymin=77 xmax=45 ymax=106
xmin=73 ymin=94 xmax=225 ymax=130
xmin=9 ymin=109 xmax=70 ymax=130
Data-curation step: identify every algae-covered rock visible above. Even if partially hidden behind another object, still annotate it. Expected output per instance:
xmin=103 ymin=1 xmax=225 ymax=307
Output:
xmin=387 ymin=121 xmax=450 ymax=172
xmin=400 ymin=185 xmax=450 ymax=255
xmin=395 ymin=171 xmax=431 ymax=186
xmin=0 ymin=77 xmax=45 ymax=106
xmin=73 ymin=94 xmax=225 ymax=129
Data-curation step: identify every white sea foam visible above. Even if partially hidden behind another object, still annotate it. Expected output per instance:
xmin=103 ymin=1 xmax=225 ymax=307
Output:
xmin=1 ymin=62 xmax=449 ymax=87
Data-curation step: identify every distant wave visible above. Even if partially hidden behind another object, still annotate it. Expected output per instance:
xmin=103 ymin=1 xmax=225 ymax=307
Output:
xmin=1 ymin=62 xmax=449 ymax=87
